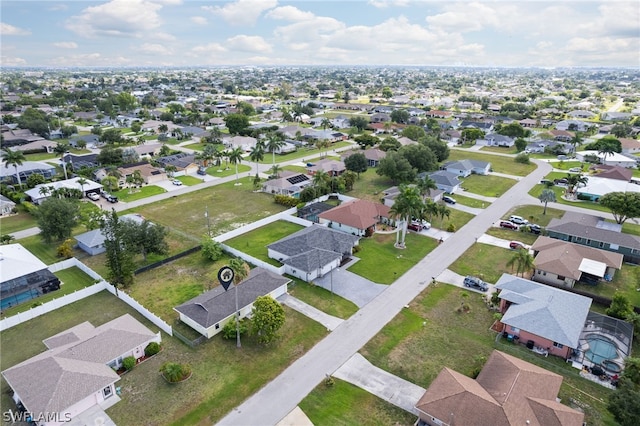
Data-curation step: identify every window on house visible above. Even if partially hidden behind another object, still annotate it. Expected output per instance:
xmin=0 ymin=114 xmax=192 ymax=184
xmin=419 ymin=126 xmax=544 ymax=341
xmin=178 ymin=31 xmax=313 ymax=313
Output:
xmin=599 ymin=242 xmax=604 ymax=248
xmin=103 ymin=386 xmax=113 ymax=399
xmin=557 ymin=275 xmax=565 ymax=281
xmin=542 ymin=271 xmax=546 ymax=276
xmin=576 ymin=237 xmax=582 ymax=242
xmin=215 ymin=324 xmax=220 ymax=330
xmin=510 ymin=327 xmax=520 ymax=333
xmin=553 ymin=342 xmax=564 ymax=349
xmin=537 ymin=270 xmax=542 ymax=275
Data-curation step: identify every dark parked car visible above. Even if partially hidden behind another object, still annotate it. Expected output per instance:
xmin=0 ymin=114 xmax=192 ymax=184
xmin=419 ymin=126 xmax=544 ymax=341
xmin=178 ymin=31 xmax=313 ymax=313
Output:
xmin=528 ymin=224 xmax=542 ymax=234
xmin=499 ymin=220 xmax=518 ymax=230
xmin=463 ymin=276 xmax=488 ymax=291
xmin=442 ymin=195 xmax=456 ymax=204
xmin=106 ymin=195 xmax=118 ymax=203
xmin=407 ymin=223 xmax=423 ymax=232
xmin=197 ymin=166 xmax=207 ymax=175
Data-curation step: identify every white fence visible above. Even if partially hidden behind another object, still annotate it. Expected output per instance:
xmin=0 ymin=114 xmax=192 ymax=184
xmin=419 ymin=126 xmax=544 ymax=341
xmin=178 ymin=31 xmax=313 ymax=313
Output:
xmin=220 ymin=244 xmax=285 ymax=276
xmin=48 ymin=257 xmax=103 ymax=281
xmin=103 ymin=284 xmax=173 ymax=336
xmin=214 ymin=207 xmax=299 ymax=243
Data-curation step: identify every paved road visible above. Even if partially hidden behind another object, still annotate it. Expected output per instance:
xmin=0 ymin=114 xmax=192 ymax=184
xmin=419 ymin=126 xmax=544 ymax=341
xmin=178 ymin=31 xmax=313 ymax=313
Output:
xmin=217 ymin=159 xmax=554 ymax=425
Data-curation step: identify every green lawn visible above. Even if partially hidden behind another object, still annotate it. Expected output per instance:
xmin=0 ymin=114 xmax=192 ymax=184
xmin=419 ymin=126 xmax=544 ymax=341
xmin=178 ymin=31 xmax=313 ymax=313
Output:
xmin=0 ymin=205 xmax=38 ymax=234
xmin=448 ymin=243 xmax=523 ymax=284
xmin=551 ymin=160 xmax=586 ymax=171
xmin=224 ymin=220 xmax=304 ymax=265
xmin=448 ymin=149 xmax=537 ymax=176
xmin=574 ymin=264 xmax=640 ymax=308
xmin=359 ymin=284 xmax=618 ymax=426
xmin=529 ymin=183 xmax=613 ymax=214
xmin=281 ymin=165 xmax=308 ymax=174
xmin=347 ymin=168 xmax=394 ymax=203
xmin=205 ymin=164 xmax=251 ymax=178
xmin=258 ymin=141 xmax=355 ymax=164
xmin=300 ymin=378 xmax=416 ymax=425
xmin=479 ymin=145 xmax=518 ymax=155
xmin=113 ymin=185 xmax=167 ymax=202
xmin=17 ymin=234 xmax=63 ymax=265
xmin=435 ymin=207 xmax=475 ymax=232
xmin=287 ymin=275 xmax=359 ymax=320
xmin=175 ymin=175 xmax=203 ymax=186
xmin=484 ymin=227 xmax=539 ymax=245
xmin=450 ymin=194 xmax=490 ymax=208
xmin=126 ymin=177 xmax=288 ymax=239
xmin=504 ymin=205 xmax=566 ymax=226
xmin=0 ymin=290 xmax=328 ymax=426
xmin=348 ymin=232 xmax=438 ymax=284
xmin=1 ymin=266 xmax=97 ymax=318
xmin=460 ymin=174 xmax=516 ymax=197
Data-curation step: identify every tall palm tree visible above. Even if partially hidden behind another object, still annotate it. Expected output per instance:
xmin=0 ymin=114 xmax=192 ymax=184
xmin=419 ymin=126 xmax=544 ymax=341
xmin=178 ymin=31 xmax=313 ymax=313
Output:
xmin=416 ymin=176 xmax=437 ymax=202
xmin=565 ymin=173 xmax=588 ymax=196
xmin=249 ymin=141 xmax=265 ymax=177
xmin=269 ymin=164 xmax=282 ymax=178
xmin=569 ymin=132 xmax=583 ymax=153
xmin=598 ymin=144 xmax=616 ymax=163
xmin=77 ymin=177 xmax=88 ymax=197
xmin=321 ymin=118 xmax=331 ymax=130
xmin=53 ymin=142 xmax=70 ymax=180
xmin=265 ymin=131 xmax=285 ymax=168
xmin=538 ymin=188 xmax=556 ymax=215
xmin=389 ymin=185 xmax=424 ymax=248
xmin=312 ymin=170 xmax=331 ymax=195
xmin=38 ymin=185 xmax=52 ymax=200
xmin=506 ymin=248 xmax=535 ymax=277
xmin=1 ymin=148 xmax=26 ymax=187
xmin=228 ymin=147 xmax=244 ymax=184
xmin=436 ymin=203 xmax=451 ymax=228
xmin=202 ymin=143 xmax=217 ymax=167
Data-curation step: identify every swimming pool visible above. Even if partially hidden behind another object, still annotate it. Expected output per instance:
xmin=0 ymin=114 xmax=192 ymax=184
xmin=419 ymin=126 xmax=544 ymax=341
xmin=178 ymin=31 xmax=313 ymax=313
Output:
xmin=584 ymin=334 xmax=618 ymax=365
xmin=0 ymin=290 xmax=38 ymax=310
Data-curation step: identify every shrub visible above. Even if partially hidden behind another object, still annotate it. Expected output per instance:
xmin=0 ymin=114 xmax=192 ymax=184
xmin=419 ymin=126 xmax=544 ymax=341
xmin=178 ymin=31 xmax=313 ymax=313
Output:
xmin=514 ymin=153 xmax=530 ymax=164
xmin=22 ymin=201 xmax=37 ymax=214
xmin=144 ymin=341 xmax=161 ymax=357
xmin=160 ymin=362 xmax=192 ymax=383
xmin=352 ymin=245 xmax=361 ymax=254
xmin=446 ymin=223 xmax=456 ymax=232
xmin=274 ymin=194 xmax=299 ymax=207
xmin=122 ymin=356 xmax=136 ymax=371
xmin=221 ymin=318 xmax=249 ymax=340
xmin=56 ymin=239 xmax=74 ymax=259
xmin=201 ymin=238 xmax=224 ymax=261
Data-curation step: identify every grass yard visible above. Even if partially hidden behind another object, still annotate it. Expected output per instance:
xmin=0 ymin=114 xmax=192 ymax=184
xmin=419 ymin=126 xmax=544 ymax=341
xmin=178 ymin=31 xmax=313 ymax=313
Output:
xmin=529 ymin=182 xmax=613 ymax=214
xmin=449 ymin=193 xmax=491 ymax=208
xmin=0 ymin=290 xmax=328 ymax=426
xmin=224 ymin=220 xmax=304 ymax=266
xmin=348 ymin=232 xmax=438 ymax=284
xmin=460 ymin=174 xmax=516 ymax=197
xmin=114 ymin=185 xmax=167 ymax=202
xmin=480 ymin=146 xmax=518 ymax=155
xmin=448 ymin=243 xmax=524 ymax=284
xmin=0 ymin=266 xmax=98 ymax=318
xmin=0 ymin=206 xmax=38 ymax=234
xmin=504 ymin=204 xmax=566 ymax=226
xmin=17 ymin=234 xmax=64 ymax=265
xmin=258 ymin=141 xmax=355 ymax=165
xmin=347 ymin=168 xmax=394 ymax=203
xmin=287 ymin=275 xmax=359 ymax=320
xmin=574 ymin=264 xmax=640 ymax=308
xmin=281 ymin=165 xmax=308 ymax=174
xmin=299 ymin=378 xmax=416 ymax=426
xmin=205 ymin=164 xmax=251 ymax=178
xmin=359 ymin=284 xmax=618 ymax=426
xmin=175 ymin=175 xmax=204 ymax=186
xmin=484 ymin=227 xmax=539 ymax=245
xmin=448 ymin=149 xmax=537 ymax=176
xmin=127 ymin=177 xmax=288 ymax=239
xmin=551 ymin=160 xmax=586 ymax=171
xmin=435 ymin=208 xmax=475 ymax=232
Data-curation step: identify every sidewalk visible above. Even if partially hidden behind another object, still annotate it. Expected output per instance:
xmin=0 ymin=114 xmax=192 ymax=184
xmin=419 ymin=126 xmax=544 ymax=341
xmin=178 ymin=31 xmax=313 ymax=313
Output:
xmin=278 ymin=294 xmax=343 ymax=331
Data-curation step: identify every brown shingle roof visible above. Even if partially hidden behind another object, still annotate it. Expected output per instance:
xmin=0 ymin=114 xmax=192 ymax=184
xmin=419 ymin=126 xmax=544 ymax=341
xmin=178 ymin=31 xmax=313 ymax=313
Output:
xmin=318 ymin=199 xmax=390 ymax=230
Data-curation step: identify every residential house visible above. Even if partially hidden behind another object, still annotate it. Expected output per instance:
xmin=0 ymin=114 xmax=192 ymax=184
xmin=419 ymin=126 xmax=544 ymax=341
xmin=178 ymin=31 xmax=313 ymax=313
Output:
xmin=459 ymin=120 xmax=493 ymax=132
xmin=442 ymin=130 xmax=461 ymax=144
xmin=297 ymin=202 xmax=335 ymax=223
xmin=425 ymin=110 xmax=452 ymax=119
xmin=141 ymin=120 xmax=180 ymax=133
xmin=426 ymin=170 xmax=462 ymax=194
xmin=267 ymin=225 xmax=359 ymax=282
xmin=619 ymin=137 xmax=640 ymax=154
xmin=68 ymin=134 xmax=100 ymax=148
xmin=1 ymin=314 xmax=160 ymax=426
xmin=0 ymin=194 xmax=16 ymax=216
xmin=341 ymin=148 xmax=386 ymax=167
xmin=261 ymin=171 xmax=312 ymax=198
xmin=116 ymin=163 xmax=167 ymax=186
xmin=74 ymin=214 xmax=146 ymax=256
xmin=307 ymin=158 xmax=346 ymax=177
xmin=0 ymin=161 xmax=56 ymax=185
xmin=519 ymin=118 xmax=537 ymax=128
xmin=589 ymin=165 xmax=633 ymax=181
xmin=370 ymin=113 xmax=391 ymax=123
xmin=575 ymin=150 xmax=638 ymax=168
xmin=575 ymin=175 xmax=640 ymax=202
xmin=156 ymin=153 xmax=199 ymax=174
xmin=441 ymin=159 xmax=490 ymax=177
xmin=132 ymin=142 xmax=163 ymax=158
xmin=476 ymin=133 xmax=515 ymax=147
xmin=555 ymin=120 xmax=590 ymax=132
xmin=495 ymin=273 xmax=592 ymax=359
xmin=568 ymin=110 xmax=597 ymax=119
xmin=381 ymin=185 xmax=443 ymax=207
xmin=397 ymin=136 xmax=418 ymax=146
xmin=318 ymin=199 xmax=391 ymax=236
xmin=415 ymin=350 xmax=584 ymax=426
xmin=11 ymin=139 xmax=57 ymax=153
xmin=63 ymin=153 xmax=99 ymax=169
xmin=549 ymin=129 xmax=574 ymax=142
xmin=0 ymin=244 xmax=60 ymax=310
xmin=1 ymin=128 xmax=44 ymax=148
xmin=223 ymin=135 xmax=258 ymax=152
xmin=24 ymin=177 xmax=103 ymax=205
xmin=530 ymin=236 xmax=623 ymax=287
xmin=601 ymin=112 xmax=632 ymax=122
xmin=174 ymin=268 xmax=290 ymax=339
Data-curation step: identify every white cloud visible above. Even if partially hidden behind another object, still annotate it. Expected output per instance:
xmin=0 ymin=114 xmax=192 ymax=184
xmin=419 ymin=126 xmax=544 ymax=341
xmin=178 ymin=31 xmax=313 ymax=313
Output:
xmin=190 ymin=43 xmax=227 ymax=54
xmin=1 ymin=56 xmax=27 ymax=66
xmin=226 ymin=35 xmax=272 ymax=53
xmin=137 ymin=43 xmax=172 ymax=55
xmin=1 ymin=23 xmax=31 ymax=36
xmin=368 ymin=0 xmax=409 ymax=9
xmin=202 ymin=0 xmax=278 ymax=26
xmin=190 ymin=16 xmax=207 ymax=25
xmin=155 ymin=32 xmax=176 ymax=41
xmin=48 ymin=4 xmax=68 ymax=11
xmin=65 ymin=0 xmax=167 ymax=38
xmin=46 ymin=53 xmax=132 ymax=67
xmin=425 ymin=2 xmax=501 ymax=33
xmin=266 ymin=6 xmax=315 ymax=22
xmin=52 ymin=42 xmax=78 ymax=49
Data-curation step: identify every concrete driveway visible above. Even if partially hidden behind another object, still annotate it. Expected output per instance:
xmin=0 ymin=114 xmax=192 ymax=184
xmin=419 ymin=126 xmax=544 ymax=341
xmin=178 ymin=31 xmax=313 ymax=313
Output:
xmin=312 ymin=259 xmax=387 ymax=308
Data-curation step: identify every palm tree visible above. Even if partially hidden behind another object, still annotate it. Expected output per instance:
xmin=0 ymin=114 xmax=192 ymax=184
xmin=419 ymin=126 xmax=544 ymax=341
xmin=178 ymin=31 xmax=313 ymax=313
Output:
xmin=598 ymin=144 xmax=616 ymax=163
xmin=38 ymin=185 xmax=52 ymax=200
xmin=538 ymin=188 xmax=556 ymax=215
xmin=315 ymin=139 xmax=331 ymax=158
xmin=249 ymin=141 xmax=265 ymax=177
xmin=101 ymin=176 xmax=119 ymax=193
xmin=265 ymin=131 xmax=285 ymax=168
xmin=389 ymin=185 xmax=424 ymax=248
xmin=416 ymin=176 xmax=437 ymax=202
xmin=321 ymin=118 xmax=331 ymax=130
xmin=228 ymin=147 xmax=244 ymax=184
xmin=165 ymin=164 xmax=177 ymax=178
xmin=269 ymin=164 xmax=282 ymax=178
xmin=569 ymin=132 xmax=583 ymax=153
xmin=312 ymin=170 xmax=331 ymax=195
xmin=565 ymin=173 xmax=588 ymax=197
xmin=158 ymin=123 xmax=169 ymax=134
xmin=77 ymin=177 xmax=88 ymax=197
xmin=436 ymin=203 xmax=450 ymax=228
xmin=229 ymin=258 xmax=250 ymax=285
xmin=506 ymin=248 xmax=535 ymax=277
xmin=202 ymin=144 xmax=217 ymax=167
xmin=53 ymin=142 xmax=70 ymax=180
xmin=1 ymin=148 xmax=26 ymax=187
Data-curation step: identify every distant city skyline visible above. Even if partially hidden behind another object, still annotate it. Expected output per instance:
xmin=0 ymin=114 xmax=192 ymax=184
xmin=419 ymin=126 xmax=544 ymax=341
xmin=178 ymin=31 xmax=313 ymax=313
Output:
xmin=1 ymin=0 xmax=638 ymax=68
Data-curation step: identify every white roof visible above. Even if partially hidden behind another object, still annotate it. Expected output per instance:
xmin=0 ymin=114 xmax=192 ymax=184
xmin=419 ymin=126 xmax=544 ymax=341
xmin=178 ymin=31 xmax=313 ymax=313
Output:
xmin=24 ymin=177 xmax=102 ymax=200
xmin=0 ymin=243 xmax=48 ymax=283
xmin=576 ymin=150 xmax=637 ymax=164
xmin=577 ymin=176 xmax=640 ymax=197
xmin=578 ymin=258 xmax=607 ymax=278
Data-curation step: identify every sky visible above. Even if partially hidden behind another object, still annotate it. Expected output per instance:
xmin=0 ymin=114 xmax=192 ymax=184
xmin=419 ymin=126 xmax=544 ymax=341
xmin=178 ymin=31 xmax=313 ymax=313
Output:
xmin=1 ymin=0 xmax=638 ymax=68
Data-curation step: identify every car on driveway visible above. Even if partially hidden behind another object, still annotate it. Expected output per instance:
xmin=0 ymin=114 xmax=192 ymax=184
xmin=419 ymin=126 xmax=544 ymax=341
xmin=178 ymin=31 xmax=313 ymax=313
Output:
xmin=105 ymin=194 xmax=118 ymax=203
xmin=509 ymin=241 xmax=527 ymax=250
xmin=509 ymin=215 xmax=528 ymax=225
xmin=569 ymin=167 xmax=582 ymax=173
xmin=528 ymin=224 xmax=542 ymax=234
xmin=87 ymin=192 xmax=100 ymax=201
xmin=172 ymin=179 xmax=183 ymax=186
xmin=442 ymin=195 xmax=456 ymax=204
xmin=463 ymin=276 xmax=488 ymax=291
xmin=499 ymin=220 xmax=518 ymax=230
xmin=407 ymin=223 xmax=423 ymax=232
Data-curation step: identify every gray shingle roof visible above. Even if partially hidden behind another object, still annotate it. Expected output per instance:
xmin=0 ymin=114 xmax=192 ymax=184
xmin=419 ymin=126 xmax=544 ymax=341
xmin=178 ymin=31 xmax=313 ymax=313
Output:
xmin=547 ymin=212 xmax=640 ymax=250
xmin=427 ymin=170 xmax=461 ymax=187
xmin=443 ymin=159 xmax=489 ymax=171
xmin=268 ymin=225 xmax=359 ymax=258
xmin=174 ymin=267 xmax=290 ymax=329
xmin=495 ymin=274 xmax=591 ymax=348
xmin=282 ymin=248 xmax=341 ymax=272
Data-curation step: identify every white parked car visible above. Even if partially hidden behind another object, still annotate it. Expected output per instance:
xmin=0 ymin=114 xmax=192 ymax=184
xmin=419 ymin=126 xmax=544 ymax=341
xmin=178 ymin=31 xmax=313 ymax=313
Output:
xmin=172 ymin=179 xmax=183 ymax=186
xmin=87 ymin=192 xmax=100 ymax=201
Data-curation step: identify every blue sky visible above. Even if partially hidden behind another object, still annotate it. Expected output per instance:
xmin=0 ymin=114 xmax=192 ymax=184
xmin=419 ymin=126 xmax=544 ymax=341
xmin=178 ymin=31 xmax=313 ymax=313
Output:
xmin=1 ymin=0 xmax=638 ymax=68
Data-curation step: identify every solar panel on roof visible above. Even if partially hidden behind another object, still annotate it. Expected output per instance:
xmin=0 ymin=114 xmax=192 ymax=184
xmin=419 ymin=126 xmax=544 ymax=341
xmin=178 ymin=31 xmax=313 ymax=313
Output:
xmin=287 ymin=175 xmax=309 ymax=185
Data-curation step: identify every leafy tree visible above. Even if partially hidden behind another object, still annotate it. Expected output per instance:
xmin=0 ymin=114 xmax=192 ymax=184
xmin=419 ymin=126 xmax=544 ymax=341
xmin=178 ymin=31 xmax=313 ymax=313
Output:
xmin=599 ymin=192 xmax=640 ymax=224
xmin=606 ymin=292 xmax=632 ymax=319
xmin=611 ymin=123 xmax=632 ymax=138
xmin=56 ymin=239 xmax=74 ymax=259
xmin=116 ymin=92 xmax=137 ymax=112
xmin=461 ymin=128 xmax=485 ymax=144
xmin=390 ymin=109 xmax=410 ymax=124
xmin=379 ymin=136 xmax=400 ymax=152
xmin=497 ymin=122 xmax=528 ymax=138
xmin=102 ymin=210 xmax=136 ymax=290
xmin=354 ymin=134 xmax=378 ymax=149
xmin=341 ymin=170 xmax=357 ymax=191
xmin=36 ymin=197 xmax=80 ymax=242
xmin=250 ymin=295 xmax=286 ymax=344
xmin=348 ymin=116 xmax=369 ymax=132
xmin=514 ymin=153 xmax=530 ymax=164
xmin=60 ymin=125 xmax=78 ymax=138
xmin=201 ymin=238 xmax=224 ymax=261
xmin=237 ymin=101 xmax=256 ymax=116
xmin=514 ymin=138 xmax=527 ymax=152
xmin=398 ymin=144 xmax=438 ymax=172
xmin=130 ymin=121 xmax=142 ymax=133
xmin=1 ymin=148 xmax=26 ymax=187
xmin=608 ymin=357 xmax=640 ymax=426
xmin=17 ymin=107 xmax=49 ymax=137
xmin=538 ymin=188 xmax=557 ymax=215
xmin=120 ymin=219 xmax=168 ymax=261
xmin=401 ymin=125 xmax=426 ymax=141
xmin=1 ymin=234 xmax=16 ymax=245
xmin=376 ymin=151 xmax=417 ymax=184
xmin=224 ymin=113 xmax=250 ymax=135
xmin=26 ymin=173 xmax=45 ymax=188
xmin=421 ymin=137 xmax=449 ymax=162
xmin=382 ymin=87 xmax=393 ymax=99
xmin=100 ymin=128 xmax=123 ymax=145
xmin=584 ymin=136 xmax=622 ymax=154
xmin=344 ymin=153 xmax=368 ymax=176
xmin=97 ymin=146 xmax=124 ymax=166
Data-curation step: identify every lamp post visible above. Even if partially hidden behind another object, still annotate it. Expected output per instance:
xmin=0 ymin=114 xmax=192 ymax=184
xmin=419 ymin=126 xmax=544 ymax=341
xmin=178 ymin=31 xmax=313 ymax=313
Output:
xmin=205 ymin=206 xmax=211 ymax=237
xmin=235 ymin=283 xmax=241 ymax=348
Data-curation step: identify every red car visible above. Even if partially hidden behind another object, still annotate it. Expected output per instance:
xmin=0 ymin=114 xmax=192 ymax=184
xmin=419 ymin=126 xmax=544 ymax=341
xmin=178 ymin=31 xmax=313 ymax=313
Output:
xmin=509 ymin=241 xmax=527 ymax=250
xmin=500 ymin=220 xmax=518 ymax=230
xmin=408 ymin=223 xmax=423 ymax=232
